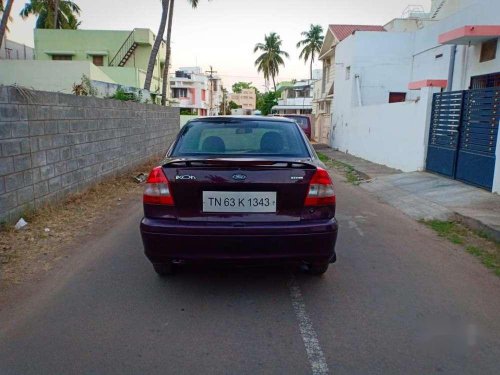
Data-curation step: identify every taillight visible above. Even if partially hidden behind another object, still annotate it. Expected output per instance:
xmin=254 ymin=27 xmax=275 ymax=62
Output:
xmin=304 ymin=167 xmax=336 ymax=206
xmin=143 ymin=166 xmax=174 ymax=205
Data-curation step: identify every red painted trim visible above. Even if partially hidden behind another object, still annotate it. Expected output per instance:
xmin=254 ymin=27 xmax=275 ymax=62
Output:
xmin=408 ymin=79 xmax=448 ymax=90
xmin=190 ymin=88 xmax=196 ymax=104
xmin=438 ymin=25 xmax=500 ymax=44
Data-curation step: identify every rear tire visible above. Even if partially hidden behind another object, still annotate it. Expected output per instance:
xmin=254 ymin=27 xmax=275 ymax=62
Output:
xmin=153 ymin=262 xmax=175 ymax=276
xmin=307 ymin=262 xmax=329 ymax=276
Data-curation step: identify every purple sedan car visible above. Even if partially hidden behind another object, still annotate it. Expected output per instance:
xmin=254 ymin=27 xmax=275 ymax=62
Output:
xmin=140 ymin=116 xmax=338 ymax=276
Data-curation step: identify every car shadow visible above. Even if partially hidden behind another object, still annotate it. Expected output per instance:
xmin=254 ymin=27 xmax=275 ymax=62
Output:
xmin=157 ymin=263 xmax=299 ymax=285
xmin=150 ymin=262 xmax=331 ymax=296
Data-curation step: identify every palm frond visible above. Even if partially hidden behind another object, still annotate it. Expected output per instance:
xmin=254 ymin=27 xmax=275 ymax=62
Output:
xmin=253 ymin=42 xmax=265 ymax=53
xmin=20 ymin=0 xmax=81 ymax=29
xmin=296 ymin=24 xmax=324 ymax=69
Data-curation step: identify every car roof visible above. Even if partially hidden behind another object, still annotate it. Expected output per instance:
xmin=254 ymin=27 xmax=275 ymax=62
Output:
xmin=187 ymin=115 xmax=296 ymax=123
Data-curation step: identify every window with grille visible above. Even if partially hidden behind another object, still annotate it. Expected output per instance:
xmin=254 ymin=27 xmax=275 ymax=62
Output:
xmin=172 ymin=88 xmax=188 ymax=98
xmin=52 ymin=55 xmax=72 ymax=61
xmin=470 ymin=72 xmax=500 ymax=89
xmin=92 ymin=55 xmax=104 ymax=66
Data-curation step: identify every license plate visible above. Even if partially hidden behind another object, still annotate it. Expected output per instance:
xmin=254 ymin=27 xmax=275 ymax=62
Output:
xmin=202 ymin=191 xmax=277 ymax=213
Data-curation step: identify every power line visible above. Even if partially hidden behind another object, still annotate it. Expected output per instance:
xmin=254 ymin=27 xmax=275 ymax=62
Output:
xmin=216 ymin=73 xmax=298 ymax=80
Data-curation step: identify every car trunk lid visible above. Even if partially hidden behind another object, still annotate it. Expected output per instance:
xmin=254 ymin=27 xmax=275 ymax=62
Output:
xmin=162 ymin=159 xmax=317 ymax=223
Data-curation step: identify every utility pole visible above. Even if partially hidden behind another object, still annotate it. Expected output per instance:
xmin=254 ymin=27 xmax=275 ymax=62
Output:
xmin=205 ymin=65 xmax=217 ymax=116
xmin=222 ymin=87 xmax=226 ymax=115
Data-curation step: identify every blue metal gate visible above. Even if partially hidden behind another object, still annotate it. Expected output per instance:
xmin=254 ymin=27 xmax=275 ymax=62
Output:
xmin=426 ymin=91 xmax=464 ymax=178
xmin=455 ymin=88 xmax=499 ymax=189
xmin=426 ymin=87 xmax=499 ymax=190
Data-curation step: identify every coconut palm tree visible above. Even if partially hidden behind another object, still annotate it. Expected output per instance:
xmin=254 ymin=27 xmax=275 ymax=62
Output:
xmin=160 ymin=0 xmax=203 ymax=104
xmin=296 ymin=24 xmax=324 ymax=80
xmin=0 ymin=0 xmax=14 ymax=49
xmin=53 ymin=0 xmax=59 ymax=27
xmin=144 ymin=0 xmax=170 ymax=92
xmin=160 ymin=0 xmax=175 ymax=105
xmin=254 ymin=32 xmax=289 ymax=92
xmin=20 ymin=0 xmax=81 ymax=29
xmin=146 ymin=0 xmax=202 ymax=94
xmin=0 ymin=0 xmax=14 ymax=31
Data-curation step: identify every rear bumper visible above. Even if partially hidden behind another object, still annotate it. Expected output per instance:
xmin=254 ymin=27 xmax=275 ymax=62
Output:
xmin=140 ymin=218 xmax=338 ymax=264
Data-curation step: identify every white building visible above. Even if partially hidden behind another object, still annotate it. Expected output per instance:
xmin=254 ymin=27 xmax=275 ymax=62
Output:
xmin=330 ymin=0 xmax=500 ymax=192
xmin=0 ymin=38 xmax=34 ymax=60
xmin=313 ymin=24 xmax=386 ymax=144
xmin=272 ymin=80 xmax=314 ymax=115
xmin=312 ymin=68 xmax=322 ymax=80
xmin=170 ymin=67 xmax=209 ymax=116
xmin=170 ymin=66 xmax=224 ymax=116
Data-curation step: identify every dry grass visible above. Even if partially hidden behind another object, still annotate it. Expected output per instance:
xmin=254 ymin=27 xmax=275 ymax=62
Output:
xmin=0 ymin=159 xmax=157 ymax=289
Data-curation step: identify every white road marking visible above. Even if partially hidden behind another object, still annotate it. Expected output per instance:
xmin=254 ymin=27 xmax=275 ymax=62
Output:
xmin=289 ymin=277 xmax=330 ymax=375
xmin=336 ymin=214 xmax=366 ymax=237
xmin=467 ymin=324 xmax=477 ymax=346
xmin=348 ymin=220 xmax=364 ymax=237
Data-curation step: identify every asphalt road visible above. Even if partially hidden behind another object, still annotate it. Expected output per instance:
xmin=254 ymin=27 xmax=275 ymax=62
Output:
xmin=1 ymin=169 xmax=500 ymax=375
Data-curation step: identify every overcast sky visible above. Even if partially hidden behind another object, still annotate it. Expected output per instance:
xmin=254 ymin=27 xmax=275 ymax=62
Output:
xmin=7 ymin=0 xmax=431 ymax=90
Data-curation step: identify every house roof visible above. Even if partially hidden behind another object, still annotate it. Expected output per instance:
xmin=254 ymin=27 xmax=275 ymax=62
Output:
xmin=328 ymin=24 xmax=386 ymax=42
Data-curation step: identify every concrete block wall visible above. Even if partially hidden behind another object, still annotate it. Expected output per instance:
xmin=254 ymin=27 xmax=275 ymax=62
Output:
xmin=0 ymin=86 xmax=179 ymax=224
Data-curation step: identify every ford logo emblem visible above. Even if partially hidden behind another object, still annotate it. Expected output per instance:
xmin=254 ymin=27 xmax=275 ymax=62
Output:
xmin=232 ymin=173 xmax=247 ymax=181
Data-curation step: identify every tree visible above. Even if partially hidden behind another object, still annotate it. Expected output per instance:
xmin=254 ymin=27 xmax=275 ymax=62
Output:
xmin=228 ymin=100 xmax=240 ymax=110
xmin=144 ymin=0 xmax=169 ymax=92
xmin=161 ymin=0 xmax=174 ymax=105
xmin=0 ymin=0 xmax=14 ymax=49
xmin=296 ymin=24 xmax=324 ymax=80
xmin=256 ymin=90 xmax=280 ymax=116
xmin=20 ymin=0 xmax=81 ymax=29
xmin=155 ymin=0 xmax=202 ymax=97
xmin=53 ymin=0 xmax=59 ymax=27
xmin=232 ymin=81 xmax=252 ymax=93
xmin=254 ymin=32 xmax=289 ymax=92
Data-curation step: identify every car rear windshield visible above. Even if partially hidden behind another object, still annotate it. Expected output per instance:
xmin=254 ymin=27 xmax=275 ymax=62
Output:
xmin=171 ymin=120 xmax=310 ymax=157
xmin=285 ymin=116 xmax=309 ymax=129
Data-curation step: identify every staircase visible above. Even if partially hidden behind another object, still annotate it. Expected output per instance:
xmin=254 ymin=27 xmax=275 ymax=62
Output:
xmin=431 ymin=0 xmax=447 ymax=19
xmin=400 ymin=5 xmax=426 ymax=29
xmin=109 ymin=30 xmax=137 ymax=67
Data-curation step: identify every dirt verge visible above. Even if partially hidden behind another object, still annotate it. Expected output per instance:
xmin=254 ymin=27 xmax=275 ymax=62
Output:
xmin=423 ymin=220 xmax=500 ymax=277
xmin=317 ymin=151 xmax=368 ymax=184
xmin=0 ymin=159 xmax=158 ymax=293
